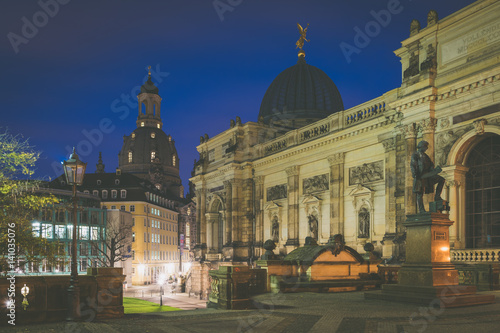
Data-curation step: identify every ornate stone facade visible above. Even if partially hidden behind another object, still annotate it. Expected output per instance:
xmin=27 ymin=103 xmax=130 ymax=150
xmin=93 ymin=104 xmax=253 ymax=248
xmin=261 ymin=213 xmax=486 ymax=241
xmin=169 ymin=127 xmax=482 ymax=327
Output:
xmin=189 ymin=2 xmax=500 ymax=298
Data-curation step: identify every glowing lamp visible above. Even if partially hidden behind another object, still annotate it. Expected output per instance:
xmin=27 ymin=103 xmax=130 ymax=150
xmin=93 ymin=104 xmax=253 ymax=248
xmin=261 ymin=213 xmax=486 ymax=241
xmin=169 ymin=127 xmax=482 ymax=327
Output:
xmin=62 ymin=148 xmax=87 ymax=186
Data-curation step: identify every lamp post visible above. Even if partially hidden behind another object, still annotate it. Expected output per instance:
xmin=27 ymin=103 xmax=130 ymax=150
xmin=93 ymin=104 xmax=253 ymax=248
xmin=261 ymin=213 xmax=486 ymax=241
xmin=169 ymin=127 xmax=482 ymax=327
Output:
xmin=62 ymin=147 xmax=87 ymax=321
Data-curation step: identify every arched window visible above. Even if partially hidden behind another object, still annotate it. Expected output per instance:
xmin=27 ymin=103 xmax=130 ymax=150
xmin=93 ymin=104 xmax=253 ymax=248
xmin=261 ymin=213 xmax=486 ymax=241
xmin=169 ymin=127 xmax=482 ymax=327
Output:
xmin=128 ymin=151 xmax=133 ymax=163
xmin=465 ymin=136 xmax=500 ymax=248
xmin=358 ymin=207 xmax=370 ymax=238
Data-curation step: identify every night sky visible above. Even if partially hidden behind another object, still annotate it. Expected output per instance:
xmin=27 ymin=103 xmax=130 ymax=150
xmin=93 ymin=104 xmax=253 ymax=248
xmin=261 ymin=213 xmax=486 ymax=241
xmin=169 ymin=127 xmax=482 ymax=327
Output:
xmin=1 ymin=0 xmax=476 ymax=194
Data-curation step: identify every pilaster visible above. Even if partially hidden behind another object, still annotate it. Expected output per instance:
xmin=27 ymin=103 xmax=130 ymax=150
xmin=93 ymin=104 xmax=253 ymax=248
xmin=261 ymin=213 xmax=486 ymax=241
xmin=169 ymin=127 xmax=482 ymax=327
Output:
xmin=328 ymin=153 xmax=345 ymax=236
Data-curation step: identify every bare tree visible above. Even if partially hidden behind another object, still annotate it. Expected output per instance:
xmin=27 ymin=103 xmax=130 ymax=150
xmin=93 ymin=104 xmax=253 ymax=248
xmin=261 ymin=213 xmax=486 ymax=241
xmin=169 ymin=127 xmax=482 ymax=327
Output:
xmin=89 ymin=214 xmax=133 ymax=267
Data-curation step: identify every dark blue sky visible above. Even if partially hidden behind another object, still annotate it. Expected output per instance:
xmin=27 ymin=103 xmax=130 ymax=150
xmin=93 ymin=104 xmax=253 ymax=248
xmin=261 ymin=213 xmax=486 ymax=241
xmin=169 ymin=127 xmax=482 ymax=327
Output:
xmin=1 ymin=0 xmax=476 ymax=194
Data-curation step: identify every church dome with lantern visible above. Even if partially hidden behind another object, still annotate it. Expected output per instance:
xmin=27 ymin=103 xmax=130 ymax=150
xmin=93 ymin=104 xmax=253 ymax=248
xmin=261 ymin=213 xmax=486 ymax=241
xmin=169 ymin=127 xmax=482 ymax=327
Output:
xmin=118 ymin=69 xmax=182 ymax=198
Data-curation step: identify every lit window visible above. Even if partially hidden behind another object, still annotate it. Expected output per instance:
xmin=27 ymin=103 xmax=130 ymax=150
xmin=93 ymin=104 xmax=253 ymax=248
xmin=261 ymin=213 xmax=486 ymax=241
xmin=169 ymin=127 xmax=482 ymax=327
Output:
xmin=131 ymin=132 xmax=136 ymax=139
xmin=41 ymin=224 xmax=53 ymax=239
xmin=79 ymin=226 xmax=89 ymax=240
xmin=91 ymin=227 xmax=99 ymax=240
xmin=121 ymin=190 xmax=127 ymax=198
xmin=111 ymin=190 xmax=117 ymax=199
xmin=151 ymin=132 xmax=156 ymax=139
xmin=128 ymin=151 xmax=133 ymax=163
xmin=141 ymin=122 xmax=144 ymax=127
xmin=102 ymin=190 xmax=108 ymax=199
xmin=157 ymin=124 xmax=160 ymax=129
xmin=172 ymin=155 xmax=176 ymax=166
xmin=151 ymin=151 xmax=156 ymax=162
xmin=132 ymin=232 xmax=135 ymax=242
xmin=55 ymin=225 xmax=66 ymax=239
xmin=32 ymin=222 xmax=40 ymax=237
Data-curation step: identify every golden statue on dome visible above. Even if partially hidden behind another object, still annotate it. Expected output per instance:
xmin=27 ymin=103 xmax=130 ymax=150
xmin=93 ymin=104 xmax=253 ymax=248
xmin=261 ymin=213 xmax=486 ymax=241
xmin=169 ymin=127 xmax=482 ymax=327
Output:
xmin=296 ymin=23 xmax=310 ymax=56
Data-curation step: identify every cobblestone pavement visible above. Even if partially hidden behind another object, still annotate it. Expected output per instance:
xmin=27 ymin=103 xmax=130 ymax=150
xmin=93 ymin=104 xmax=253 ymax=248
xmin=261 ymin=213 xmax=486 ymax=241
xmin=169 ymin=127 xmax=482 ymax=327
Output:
xmin=2 ymin=290 xmax=499 ymax=333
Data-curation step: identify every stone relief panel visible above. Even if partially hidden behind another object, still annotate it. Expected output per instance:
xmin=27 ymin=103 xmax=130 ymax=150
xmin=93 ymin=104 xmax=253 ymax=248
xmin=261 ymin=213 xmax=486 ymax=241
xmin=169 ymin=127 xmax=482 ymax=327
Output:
xmin=303 ymin=174 xmax=329 ymax=194
xmin=435 ymin=125 xmax=472 ymax=165
xmin=266 ymin=184 xmax=287 ymax=201
xmin=349 ymin=161 xmax=384 ymax=186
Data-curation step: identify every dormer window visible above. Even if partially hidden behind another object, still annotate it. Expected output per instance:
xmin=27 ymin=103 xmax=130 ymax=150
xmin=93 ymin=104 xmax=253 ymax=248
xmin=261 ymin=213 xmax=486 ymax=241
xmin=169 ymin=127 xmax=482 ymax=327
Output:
xmin=141 ymin=122 xmax=145 ymax=127
xmin=97 ymin=180 xmax=101 ymax=185
xmin=131 ymin=132 xmax=136 ymax=139
xmin=115 ymin=179 xmax=120 ymax=185
xmin=151 ymin=132 xmax=156 ymax=139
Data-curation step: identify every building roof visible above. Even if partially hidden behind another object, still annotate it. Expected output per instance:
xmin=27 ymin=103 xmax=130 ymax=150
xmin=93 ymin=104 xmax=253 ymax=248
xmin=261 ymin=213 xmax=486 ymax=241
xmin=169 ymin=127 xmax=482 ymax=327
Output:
xmin=258 ymin=55 xmax=344 ymax=130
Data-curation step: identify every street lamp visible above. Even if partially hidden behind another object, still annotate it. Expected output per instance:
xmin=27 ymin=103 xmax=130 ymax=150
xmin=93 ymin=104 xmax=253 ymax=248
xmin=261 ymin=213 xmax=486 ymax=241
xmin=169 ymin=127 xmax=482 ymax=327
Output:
xmin=62 ymin=147 xmax=87 ymax=321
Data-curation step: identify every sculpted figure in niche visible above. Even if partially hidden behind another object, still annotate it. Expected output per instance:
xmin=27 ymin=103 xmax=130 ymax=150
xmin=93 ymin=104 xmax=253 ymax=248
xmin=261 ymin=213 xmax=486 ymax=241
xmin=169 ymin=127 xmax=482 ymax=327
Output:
xmin=271 ymin=217 xmax=279 ymax=243
xmin=358 ymin=207 xmax=370 ymax=238
xmin=308 ymin=214 xmax=318 ymax=240
xmin=410 ymin=140 xmax=445 ymax=213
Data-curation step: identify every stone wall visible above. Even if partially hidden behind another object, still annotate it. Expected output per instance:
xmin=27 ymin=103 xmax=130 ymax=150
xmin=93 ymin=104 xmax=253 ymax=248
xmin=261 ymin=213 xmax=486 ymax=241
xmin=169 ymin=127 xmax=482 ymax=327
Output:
xmin=0 ymin=267 xmax=124 ymax=325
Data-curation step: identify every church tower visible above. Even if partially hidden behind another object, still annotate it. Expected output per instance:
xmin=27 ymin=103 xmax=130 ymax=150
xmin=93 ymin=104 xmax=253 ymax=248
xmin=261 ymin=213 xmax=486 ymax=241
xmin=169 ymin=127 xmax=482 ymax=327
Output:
xmin=118 ymin=68 xmax=183 ymax=198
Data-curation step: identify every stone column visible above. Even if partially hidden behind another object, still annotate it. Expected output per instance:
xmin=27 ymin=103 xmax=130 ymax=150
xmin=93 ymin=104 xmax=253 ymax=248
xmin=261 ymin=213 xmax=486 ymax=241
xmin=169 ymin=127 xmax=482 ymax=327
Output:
xmin=285 ymin=166 xmax=299 ymax=250
xmin=197 ymin=189 xmax=206 ymax=246
xmin=400 ymin=123 xmax=418 ymax=215
xmin=328 ymin=153 xmax=345 ymax=236
xmin=223 ymin=180 xmax=232 ymax=245
xmin=442 ymin=164 xmax=468 ymax=249
xmin=254 ymin=176 xmax=265 ymax=256
xmin=382 ymin=138 xmax=397 ymax=234
xmin=231 ymin=180 xmax=240 ymax=244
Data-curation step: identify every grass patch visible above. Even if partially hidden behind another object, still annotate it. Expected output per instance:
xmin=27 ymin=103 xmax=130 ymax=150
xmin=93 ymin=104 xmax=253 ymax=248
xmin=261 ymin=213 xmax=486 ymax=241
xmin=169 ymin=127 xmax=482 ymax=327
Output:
xmin=123 ymin=297 xmax=182 ymax=314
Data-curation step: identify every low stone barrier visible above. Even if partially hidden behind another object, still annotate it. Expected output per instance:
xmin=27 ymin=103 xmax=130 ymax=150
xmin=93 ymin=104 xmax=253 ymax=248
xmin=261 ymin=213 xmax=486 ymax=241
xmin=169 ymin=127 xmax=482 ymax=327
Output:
xmin=0 ymin=267 xmax=124 ymax=325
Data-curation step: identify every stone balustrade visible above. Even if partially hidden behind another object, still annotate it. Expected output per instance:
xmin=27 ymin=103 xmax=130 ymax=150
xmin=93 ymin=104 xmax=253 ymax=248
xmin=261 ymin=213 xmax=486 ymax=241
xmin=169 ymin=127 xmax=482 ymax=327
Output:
xmin=344 ymin=96 xmax=386 ymax=127
xmin=451 ymin=249 xmax=500 ymax=263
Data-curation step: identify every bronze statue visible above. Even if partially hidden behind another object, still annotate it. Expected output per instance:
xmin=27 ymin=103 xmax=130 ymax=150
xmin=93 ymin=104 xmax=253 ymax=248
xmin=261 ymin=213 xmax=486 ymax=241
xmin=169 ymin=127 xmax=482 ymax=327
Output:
xmin=410 ymin=140 xmax=445 ymax=213
xmin=296 ymin=23 xmax=309 ymax=51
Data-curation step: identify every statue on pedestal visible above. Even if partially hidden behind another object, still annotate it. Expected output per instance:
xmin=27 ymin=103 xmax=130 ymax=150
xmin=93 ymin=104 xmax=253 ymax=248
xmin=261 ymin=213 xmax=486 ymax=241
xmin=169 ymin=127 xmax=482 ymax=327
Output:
xmin=410 ymin=140 xmax=446 ymax=213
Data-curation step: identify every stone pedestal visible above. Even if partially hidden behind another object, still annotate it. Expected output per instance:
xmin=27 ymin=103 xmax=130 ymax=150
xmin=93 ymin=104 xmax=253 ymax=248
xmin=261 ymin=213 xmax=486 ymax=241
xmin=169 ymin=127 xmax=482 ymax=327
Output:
xmin=366 ymin=212 xmax=495 ymax=307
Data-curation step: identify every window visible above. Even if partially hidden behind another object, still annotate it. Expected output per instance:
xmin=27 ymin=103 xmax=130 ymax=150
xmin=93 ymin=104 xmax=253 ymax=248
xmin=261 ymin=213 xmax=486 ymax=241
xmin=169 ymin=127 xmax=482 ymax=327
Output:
xmin=132 ymin=132 xmax=135 ymax=139
xmin=121 ymin=190 xmax=127 ymax=198
xmin=132 ymin=251 xmax=135 ymax=260
xmin=55 ymin=225 xmax=66 ymax=239
xmin=111 ymin=190 xmax=117 ymax=199
xmin=157 ymin=124 xmax=160 ymax=129
xmin=132 ymin=232 xmax=135 ymax=242
xmin=84 ymin=190 xmax=89 ymax=194
xmin=151 ymin=151 xmax=156 ymax=162
xmin=115 ymin=179 xmax=120 ymax=185
xmin=151 ymin=132 xmax=156 ymax=138
xmin=120 ymin=205 xmax=125 ymax=211
xmin=102 ymin=190 xmax=108 ymax=199
xmin=130 ymin=205 xmax=135 ymax=212
xmin=144 ymin=218 xmax=147 ymax=226
xmin=41 ymin=224 xmax=53 ymax=239
xmin=128 ymin=151 xmax=133 ymax=163
xmin=93 ymin=190 xmax=99 ymax=196
xmin=141 ymin=122 xmax=144 ymax=127
xmin=132 ymin=218 xmax=135 ymax=226
xmin=97 ymin=180 xmax=102 ymax=185
xmin=91 ymin=227 xmax=99 ymax=240
xmin=111 ymin=205 xmax=116 ymax=210
xmin=172 ymin=155 xmax=176 ymax=166
xmin=79 ymin=226 xmax=89 ymax=240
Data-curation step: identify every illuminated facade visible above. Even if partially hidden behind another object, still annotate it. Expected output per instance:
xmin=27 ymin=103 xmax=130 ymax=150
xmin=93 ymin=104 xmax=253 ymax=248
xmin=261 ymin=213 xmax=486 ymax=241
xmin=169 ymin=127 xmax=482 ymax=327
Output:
xmin=190 ymin=0 xmax=500 ymax=297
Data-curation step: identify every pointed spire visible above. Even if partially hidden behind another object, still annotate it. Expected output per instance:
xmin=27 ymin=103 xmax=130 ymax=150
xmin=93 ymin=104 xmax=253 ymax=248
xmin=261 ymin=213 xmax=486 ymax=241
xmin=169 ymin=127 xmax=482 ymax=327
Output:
xmin=96 ymin=152 xmax=105 ymax=173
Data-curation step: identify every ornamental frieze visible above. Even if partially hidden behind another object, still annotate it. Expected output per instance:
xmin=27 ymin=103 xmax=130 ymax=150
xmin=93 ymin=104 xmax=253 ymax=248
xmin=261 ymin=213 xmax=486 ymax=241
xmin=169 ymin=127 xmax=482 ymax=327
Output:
xmin=349 ymin=161 xmax=384 ymax=185
xmin=267 ymin=184 xmax=287 ymax=201
xmin=303 ymin=174 xmax=329 ymax=194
